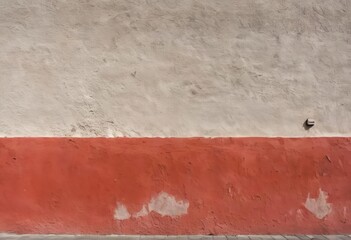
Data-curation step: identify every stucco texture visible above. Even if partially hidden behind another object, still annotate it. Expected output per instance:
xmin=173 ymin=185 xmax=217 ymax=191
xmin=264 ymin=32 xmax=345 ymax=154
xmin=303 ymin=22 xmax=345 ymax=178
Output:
xmin=0 ymin=137 xmax=350 ymax=234
xmin=0 ymin=0 xmax=350 ymax=137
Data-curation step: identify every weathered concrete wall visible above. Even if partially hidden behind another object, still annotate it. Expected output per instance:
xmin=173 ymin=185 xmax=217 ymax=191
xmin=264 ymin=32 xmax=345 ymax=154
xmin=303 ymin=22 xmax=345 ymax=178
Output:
xmin=0 ymin=0 xmax=350 ymax=137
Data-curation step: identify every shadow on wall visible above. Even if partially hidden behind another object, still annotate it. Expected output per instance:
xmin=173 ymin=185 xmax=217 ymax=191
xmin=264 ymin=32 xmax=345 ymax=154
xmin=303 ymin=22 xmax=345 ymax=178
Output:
xmin=303 ymin=119 xmax=314 ymax=131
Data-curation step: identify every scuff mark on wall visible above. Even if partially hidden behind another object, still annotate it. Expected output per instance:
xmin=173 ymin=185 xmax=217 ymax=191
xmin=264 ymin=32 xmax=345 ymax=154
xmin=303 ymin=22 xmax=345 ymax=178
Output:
xmin=115 ymin=192 xmax=189 ymax=220
xmin=304 ymin=189 xmax=332 ymax=219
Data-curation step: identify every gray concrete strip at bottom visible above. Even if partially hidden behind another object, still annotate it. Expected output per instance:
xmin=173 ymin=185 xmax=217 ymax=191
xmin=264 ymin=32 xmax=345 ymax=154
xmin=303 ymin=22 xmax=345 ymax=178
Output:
xmin=0 ymin=235 xmax=350 ymax=240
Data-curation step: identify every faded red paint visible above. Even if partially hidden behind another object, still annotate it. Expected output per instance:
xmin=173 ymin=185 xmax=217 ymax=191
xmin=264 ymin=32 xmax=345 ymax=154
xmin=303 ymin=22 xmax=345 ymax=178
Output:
xmin=0 ymin=137 xmax=350 ymax=234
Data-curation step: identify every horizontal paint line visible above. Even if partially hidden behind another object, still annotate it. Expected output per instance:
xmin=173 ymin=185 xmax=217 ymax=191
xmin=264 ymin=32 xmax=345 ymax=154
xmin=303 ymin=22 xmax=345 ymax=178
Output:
xmin=0 ymin=137 xmax=350 ymax=234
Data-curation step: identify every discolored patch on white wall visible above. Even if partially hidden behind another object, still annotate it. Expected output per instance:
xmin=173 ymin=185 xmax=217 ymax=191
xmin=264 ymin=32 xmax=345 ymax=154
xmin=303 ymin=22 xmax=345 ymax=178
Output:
xmin=304 ymin=189 xmax=332 ymax=219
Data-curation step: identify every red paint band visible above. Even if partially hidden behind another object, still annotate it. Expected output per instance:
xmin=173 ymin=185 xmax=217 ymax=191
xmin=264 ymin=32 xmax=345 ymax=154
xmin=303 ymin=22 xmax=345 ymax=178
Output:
xmin=0 ymin=138 xmax=350 ymax=234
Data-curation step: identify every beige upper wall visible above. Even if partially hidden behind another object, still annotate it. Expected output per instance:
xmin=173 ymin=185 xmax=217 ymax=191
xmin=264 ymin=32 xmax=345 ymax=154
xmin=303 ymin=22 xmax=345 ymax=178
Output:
xmin=0 ymin=0 xmax=350 ymax=137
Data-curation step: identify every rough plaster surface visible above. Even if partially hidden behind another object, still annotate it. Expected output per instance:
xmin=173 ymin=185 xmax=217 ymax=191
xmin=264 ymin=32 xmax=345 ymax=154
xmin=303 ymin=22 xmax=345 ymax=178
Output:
xmin=0 ymin=137 xmax=350 ymax=234
xmin=0 ymin=0 xmax=350 ymax=137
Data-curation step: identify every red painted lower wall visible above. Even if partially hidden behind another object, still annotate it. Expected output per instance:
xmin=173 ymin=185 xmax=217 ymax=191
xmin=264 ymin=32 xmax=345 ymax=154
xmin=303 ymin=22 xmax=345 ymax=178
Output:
xmin=0 ymin=137 xmax=350 ymax=234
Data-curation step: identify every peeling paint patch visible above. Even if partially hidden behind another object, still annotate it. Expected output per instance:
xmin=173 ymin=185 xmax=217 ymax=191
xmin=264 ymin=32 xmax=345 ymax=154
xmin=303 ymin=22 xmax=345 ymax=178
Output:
xmin=133 ymin=204 xmax=149 ymax=218
xmin=115 ymin=192 xmax=189 ymax=221
xmin=304 ymin=189 xmax=332 ymax=219
xmin=148 ymin=192 xmax=189 ymax=217
xmin=114 ymin=203 xmax=131 ymax=220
